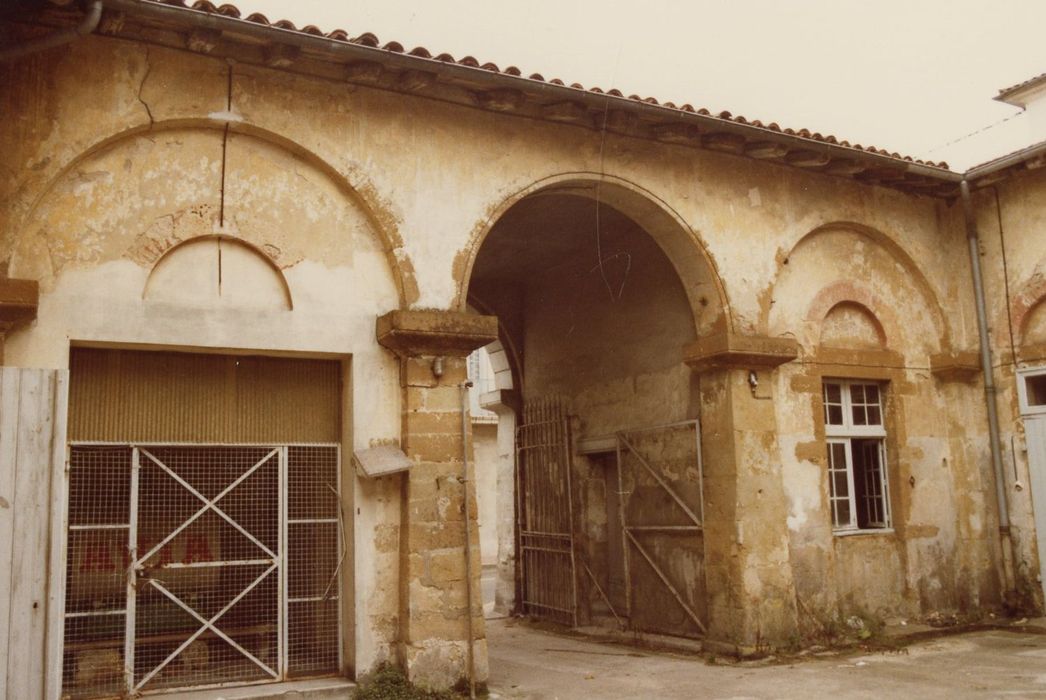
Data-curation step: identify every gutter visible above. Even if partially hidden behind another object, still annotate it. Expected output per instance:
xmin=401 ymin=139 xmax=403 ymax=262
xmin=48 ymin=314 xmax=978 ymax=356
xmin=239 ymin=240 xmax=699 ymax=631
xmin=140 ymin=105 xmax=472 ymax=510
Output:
xmin=0 ymin=0 xmax=102 ymax=62
xmin=965 ymin=139 xmax=1046 ymax=182
xmin=99 ymin=0 xmax=957 ymax=182
xmin=960 ymin=179 xmax=1017 ymax=600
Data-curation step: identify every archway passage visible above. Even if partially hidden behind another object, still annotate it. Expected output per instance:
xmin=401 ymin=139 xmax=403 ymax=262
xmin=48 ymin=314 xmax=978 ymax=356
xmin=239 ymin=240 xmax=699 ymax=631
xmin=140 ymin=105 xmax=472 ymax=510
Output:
xmin=467 ymin=187 xmax=712 ymax=639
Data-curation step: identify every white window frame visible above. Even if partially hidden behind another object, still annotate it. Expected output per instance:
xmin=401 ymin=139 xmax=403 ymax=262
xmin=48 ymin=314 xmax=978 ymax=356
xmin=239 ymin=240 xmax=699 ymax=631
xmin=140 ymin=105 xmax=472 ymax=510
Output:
xmin=823 ymin=380 xmax=892 ymax=534
xmin=1017 ymin=365 xmax=1046 ymax=417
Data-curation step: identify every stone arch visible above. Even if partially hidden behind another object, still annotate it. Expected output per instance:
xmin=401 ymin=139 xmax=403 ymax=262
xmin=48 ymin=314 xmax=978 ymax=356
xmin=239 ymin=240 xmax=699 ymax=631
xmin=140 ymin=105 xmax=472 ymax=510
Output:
xmin=1023 ymin=299 xmax=1046 ymax=347
xmin=455 ymin=172 xmax=731 ymax=336
xmin=1011 ymin=271 xmax=1046 ymax=347
xmin=807 ymin=284 xmax=894 ymax=350
xmin=144 ymin=234 xmax=293 ymax=310
xmin=8 ymin=119 xmax=418 ymax=307
xmin=468 ymin=298 xmax=520 ymax=393
xmin=767 ymin=221 xmax=949 ymax=354
xmin=818 ymin=303 xmax=887 ymax=350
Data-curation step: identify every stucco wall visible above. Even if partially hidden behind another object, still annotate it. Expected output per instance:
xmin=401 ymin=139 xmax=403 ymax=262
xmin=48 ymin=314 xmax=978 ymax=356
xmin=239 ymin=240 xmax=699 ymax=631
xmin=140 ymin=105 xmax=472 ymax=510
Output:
xmin=970 ymin=168 xmax=1046 ymax=611
xmin=0 ymin=32 xmax=1027 ymax=666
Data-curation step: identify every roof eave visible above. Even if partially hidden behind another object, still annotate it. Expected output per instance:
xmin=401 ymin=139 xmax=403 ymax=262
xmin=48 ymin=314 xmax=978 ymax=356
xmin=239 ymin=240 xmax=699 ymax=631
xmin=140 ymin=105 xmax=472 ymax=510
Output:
xmin=37 ymin=0 xmax=964 ymax=195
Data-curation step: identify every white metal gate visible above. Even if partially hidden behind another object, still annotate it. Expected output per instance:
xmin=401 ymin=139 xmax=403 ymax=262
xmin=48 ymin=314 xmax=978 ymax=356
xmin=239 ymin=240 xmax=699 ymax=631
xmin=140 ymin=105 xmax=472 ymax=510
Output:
xmin=1025 ymin=417 xmax=1046 ymax=606
xmin=62 ymin=444 xmax=342 ymax=697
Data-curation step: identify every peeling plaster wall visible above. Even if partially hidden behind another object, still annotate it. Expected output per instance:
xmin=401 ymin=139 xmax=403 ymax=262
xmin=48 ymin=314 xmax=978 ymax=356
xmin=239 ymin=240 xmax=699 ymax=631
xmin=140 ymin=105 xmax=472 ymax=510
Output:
xmin=768 ymin=221 xmax=1002 ymax=625
xmin=971 ymin=167 xmax=1046 ymax=612
xmin=0 ymin=32 xmax=1026 ymax=663
xmin=2 ymin=43 xmax=407 ymax=674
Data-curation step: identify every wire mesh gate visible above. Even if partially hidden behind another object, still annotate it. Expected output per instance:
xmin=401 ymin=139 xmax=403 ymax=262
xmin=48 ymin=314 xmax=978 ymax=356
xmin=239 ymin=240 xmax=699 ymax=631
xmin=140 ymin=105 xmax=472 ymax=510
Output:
xmin=515 ymin=397 xmax=578 ymax=626
xmin=62 ymin=444 xmax=342 ymax=698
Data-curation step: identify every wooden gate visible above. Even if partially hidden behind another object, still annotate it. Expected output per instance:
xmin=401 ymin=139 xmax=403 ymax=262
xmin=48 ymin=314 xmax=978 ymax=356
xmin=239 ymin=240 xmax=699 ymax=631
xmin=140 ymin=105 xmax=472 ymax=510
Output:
xmin=515 ymin=397 xmax=577 ymax=626
xmin=617 ymin=420 xmax=706 ymax=638
xmin=0 ymin=367 xmax=70 ymax=700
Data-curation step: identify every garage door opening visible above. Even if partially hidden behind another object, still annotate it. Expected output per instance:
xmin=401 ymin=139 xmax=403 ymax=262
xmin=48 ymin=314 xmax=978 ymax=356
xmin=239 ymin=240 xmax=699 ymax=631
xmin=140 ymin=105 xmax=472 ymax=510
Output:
xmin=62 ymin=348 xmax=346 ymax=698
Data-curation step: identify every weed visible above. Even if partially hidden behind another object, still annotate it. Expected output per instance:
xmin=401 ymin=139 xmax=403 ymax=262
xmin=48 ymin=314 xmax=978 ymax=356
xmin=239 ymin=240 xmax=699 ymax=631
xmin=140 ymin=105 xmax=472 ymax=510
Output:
xmin=353 ymin=664 xmax=465 ymax=700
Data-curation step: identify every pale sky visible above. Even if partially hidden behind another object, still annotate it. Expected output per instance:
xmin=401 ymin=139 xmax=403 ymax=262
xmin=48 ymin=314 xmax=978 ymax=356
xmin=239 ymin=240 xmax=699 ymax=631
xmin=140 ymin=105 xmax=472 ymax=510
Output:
xmin=234 ymin=1 xmax=1046 ymax=170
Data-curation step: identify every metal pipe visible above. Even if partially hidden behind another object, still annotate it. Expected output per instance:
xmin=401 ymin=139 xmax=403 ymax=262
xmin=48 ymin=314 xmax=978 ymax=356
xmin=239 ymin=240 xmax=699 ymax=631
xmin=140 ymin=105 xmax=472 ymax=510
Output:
xmin=0 ymin=0 xmax=103 ymax=62
xmin=960 ymin=179 xmax=1017 ymax=596
xmin=459 ymin=380 xmax=477 ymax=700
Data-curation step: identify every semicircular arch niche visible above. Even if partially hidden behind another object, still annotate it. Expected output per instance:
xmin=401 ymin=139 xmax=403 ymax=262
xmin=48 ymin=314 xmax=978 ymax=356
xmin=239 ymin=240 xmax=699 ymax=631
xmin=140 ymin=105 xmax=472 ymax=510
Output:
xmin=144 ymin=235 xmax=292 ymax=310
xmin=1023 ymin=297 xmax=1046 ymax=348
xmin=9 ymin=125 xmax=400 ymax=309
xmin=819 ymin=301 xmax=886 ymax=350
xmin=768 ymin=225 xmax=944 ymax=355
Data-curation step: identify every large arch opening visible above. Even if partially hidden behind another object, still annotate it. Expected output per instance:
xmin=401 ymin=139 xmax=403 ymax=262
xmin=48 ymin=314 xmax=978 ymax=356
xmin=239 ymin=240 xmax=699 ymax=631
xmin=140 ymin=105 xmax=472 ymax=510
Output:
xmin=466 ymin=180 xmax=720 ymax=642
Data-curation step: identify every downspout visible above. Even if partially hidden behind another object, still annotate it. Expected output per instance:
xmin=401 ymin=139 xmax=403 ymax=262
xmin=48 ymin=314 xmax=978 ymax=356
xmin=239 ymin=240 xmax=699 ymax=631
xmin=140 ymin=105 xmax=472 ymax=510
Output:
xmin=960 ymin=179 xmax=1017 ymax=599
xmin=0 ymin=0 xmax=103 ymax=62
xmin=459 ymin=381 xmax=477 ymax=700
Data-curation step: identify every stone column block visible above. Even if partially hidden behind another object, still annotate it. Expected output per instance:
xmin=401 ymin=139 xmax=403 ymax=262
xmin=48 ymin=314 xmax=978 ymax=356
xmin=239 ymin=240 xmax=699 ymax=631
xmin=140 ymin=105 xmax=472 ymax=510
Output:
xmin=376 ymin=309 xmax=497 ymax=689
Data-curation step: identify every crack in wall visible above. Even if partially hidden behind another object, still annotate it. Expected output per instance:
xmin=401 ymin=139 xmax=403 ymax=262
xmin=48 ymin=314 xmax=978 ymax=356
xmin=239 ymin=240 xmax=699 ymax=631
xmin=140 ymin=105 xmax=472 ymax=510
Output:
xmin=136 ymin=47 xmax=155 ymax=125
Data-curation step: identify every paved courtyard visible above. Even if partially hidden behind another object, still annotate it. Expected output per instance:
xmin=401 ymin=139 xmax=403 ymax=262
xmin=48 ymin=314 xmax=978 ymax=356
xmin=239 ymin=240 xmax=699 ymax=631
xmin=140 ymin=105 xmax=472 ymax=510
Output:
xmin=486 ymin=617 xmax=1046 ymax=699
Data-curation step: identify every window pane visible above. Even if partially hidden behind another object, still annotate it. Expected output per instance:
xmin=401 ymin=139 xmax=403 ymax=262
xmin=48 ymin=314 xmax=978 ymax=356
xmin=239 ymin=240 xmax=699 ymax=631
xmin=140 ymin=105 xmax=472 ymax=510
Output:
xmin=852 ymin=438 xmax=888 ymax=528
xmin=825 ymin=383 xmax=842 ymax=403
xmin=865 ymin=384 xmax=880 ymax=404
xmin=852 ymin=404 xmax=867 ymax=425
xmin=851 ymin=384 xmax=865 ymax=403
xmin=827 ymin=404 xmax=843 ymax=425
xmin=867 ymin=405 xmax=882 ymax=426
xmin=1027 ymin=375 xmax=1046 ymax=407
xmin=835 ymin=499 xmax=851 ymax=528
xmin=833 ymin=470 xmax=849 ymax=498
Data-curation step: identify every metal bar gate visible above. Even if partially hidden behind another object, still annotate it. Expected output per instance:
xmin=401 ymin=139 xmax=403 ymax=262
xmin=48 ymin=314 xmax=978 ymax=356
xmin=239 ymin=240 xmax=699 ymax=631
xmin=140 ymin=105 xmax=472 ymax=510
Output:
xmin=61 ymin=444 xmax=343 ymax=698
xmin=515 ymin=397 xmax=578 ymax=626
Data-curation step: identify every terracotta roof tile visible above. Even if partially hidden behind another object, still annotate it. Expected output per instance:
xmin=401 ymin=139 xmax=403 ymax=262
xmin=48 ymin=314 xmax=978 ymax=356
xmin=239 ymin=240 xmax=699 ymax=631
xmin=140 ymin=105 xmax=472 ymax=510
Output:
xmin=130 ymin=0 xmax=949 ymax=169
xmin=353 ymin=32 xmax=379 ymax=47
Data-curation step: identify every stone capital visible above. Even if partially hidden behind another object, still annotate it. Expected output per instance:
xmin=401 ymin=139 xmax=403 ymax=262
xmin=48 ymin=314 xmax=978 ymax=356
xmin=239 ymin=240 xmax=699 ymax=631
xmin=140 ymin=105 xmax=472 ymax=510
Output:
xmin=376 ymin=309 xmax=498 ymax=358
xmin=0 ymin=278 xmax=39 ymax=329
xmin=683 ymin=331 xmax=798 ymax=374
xmin=929 ymin=350 xmax=982 ymax=382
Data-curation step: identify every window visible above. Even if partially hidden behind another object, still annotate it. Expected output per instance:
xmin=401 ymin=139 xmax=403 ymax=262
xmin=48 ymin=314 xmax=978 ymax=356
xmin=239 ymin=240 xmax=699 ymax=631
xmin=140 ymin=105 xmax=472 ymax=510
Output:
xmin=823 ymin=380 xmax=891 ymax=532
xmin=1017 ymin=367 xmax=1046 ymax=416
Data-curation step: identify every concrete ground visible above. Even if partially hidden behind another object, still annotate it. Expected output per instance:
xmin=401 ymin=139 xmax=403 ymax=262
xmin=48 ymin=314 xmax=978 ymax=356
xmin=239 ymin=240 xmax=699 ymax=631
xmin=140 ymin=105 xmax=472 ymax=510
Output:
xmin=485 ymin=617 xmax=1046 ymax=699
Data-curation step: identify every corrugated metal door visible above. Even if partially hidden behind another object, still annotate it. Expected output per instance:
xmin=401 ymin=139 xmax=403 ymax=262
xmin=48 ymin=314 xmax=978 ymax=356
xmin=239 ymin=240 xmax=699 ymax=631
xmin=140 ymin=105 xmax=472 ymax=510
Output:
xmin=1026 ymin=416 xmax=1046 ymax=606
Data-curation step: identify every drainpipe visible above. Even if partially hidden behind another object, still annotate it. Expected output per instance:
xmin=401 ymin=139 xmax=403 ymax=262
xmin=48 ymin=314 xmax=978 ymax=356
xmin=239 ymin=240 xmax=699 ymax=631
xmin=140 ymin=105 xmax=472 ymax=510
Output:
xmin=0 ymin=0 xmax=103 ymax=62
xmin=459 ymin=381 xmax=477 ymax=700
xmin=960 ymin=179 xmax=1017 ymax=598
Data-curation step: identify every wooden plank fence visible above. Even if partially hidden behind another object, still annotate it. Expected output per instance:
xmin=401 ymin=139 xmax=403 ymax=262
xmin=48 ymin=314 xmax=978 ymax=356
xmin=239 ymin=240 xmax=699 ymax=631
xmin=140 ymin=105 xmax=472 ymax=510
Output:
xmin=0 ymin=368 xmax=69 ymax=700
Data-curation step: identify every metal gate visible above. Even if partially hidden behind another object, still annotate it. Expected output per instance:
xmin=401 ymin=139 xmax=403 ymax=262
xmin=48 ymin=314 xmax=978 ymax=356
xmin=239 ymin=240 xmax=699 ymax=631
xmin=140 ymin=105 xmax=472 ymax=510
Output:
xmin=61 ymin=444 xmax=342 ymax=697
xmin=617 ymin=420 xmax=706 ymax=637
xmin=515 ymin=397 xmax=578 ymax=626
